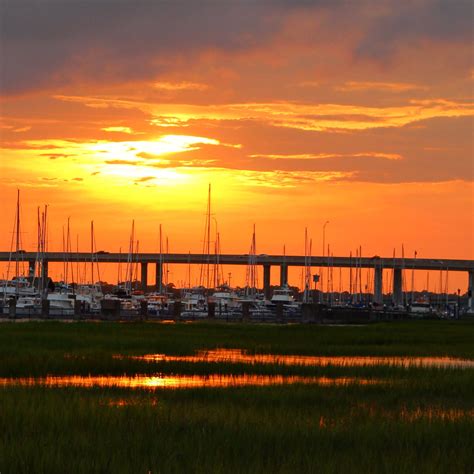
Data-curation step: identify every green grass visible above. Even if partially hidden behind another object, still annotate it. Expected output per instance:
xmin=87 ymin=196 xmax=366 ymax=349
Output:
xmin=1 ymin=385 xmax=473 ymax=474
xmin=1 ymin=319 xmax=474 ymax=357
xmin=0 ymin=320 xmax=473 ymax=473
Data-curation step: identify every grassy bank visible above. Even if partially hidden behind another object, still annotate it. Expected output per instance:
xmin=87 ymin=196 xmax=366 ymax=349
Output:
xmin=1 ymin=319 xmax=474 ymax=358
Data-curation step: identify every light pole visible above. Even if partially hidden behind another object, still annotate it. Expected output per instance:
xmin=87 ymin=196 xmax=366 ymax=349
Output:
xmin=321 ymin=221 xmax=329 ymax=302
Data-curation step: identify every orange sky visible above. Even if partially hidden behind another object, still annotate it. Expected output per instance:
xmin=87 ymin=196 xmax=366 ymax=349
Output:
xmin=0 ymin=1 xmax=473 ymax=290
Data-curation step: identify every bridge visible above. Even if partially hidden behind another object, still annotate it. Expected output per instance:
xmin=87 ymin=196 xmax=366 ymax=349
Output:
xmin=1 ymin=251 xmax=473 ymax=310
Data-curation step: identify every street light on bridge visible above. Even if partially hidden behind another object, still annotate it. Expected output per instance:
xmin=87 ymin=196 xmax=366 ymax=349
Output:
xmin=321 ymin=221 xmax=329 ymax=303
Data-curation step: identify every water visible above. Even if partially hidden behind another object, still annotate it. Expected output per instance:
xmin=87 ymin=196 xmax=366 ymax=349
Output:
xmin=0 ymin=374 xmax=378 ymax=390
xmin=1 ymin=349 xmax=471 ymax=392
xmin=129 ymin=348 xmax=474 ymax=369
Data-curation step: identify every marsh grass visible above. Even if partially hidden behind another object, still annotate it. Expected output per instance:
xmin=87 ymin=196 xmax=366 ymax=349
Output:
xmin=1 ymin=320 xmax=474 ymax=357
xmin=0 ymin=385 xmax=473 ymax=473
xmin=0 ymin=321 xmax=473 ymax=473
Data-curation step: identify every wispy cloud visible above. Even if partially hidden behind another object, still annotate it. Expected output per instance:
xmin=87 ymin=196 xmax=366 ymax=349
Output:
xmin=153 ymin=81 xmax=208 ymax=91
xmin=297 ymin=81 xmax=320 ymax=88
xmin=134 ymin=176 xmax=155 ymax=183
xmin=236 ymin=170 xmax=353 ymax=188
xmin=101 ymin=126 xmax=134 ymax=134
xmin=54 ymin=94 xmax=474 ymax=132
xmin=336 ymin=81 xmax=427 ymax=92
xmin=249 ymin=152 xmax=403 ymax=161
xmin=149 ymin=117 xmax=189 ymax=128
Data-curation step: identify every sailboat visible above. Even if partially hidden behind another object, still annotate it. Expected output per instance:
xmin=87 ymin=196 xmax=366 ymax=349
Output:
xmin=1 ymin=191 xmax=40 ymax=315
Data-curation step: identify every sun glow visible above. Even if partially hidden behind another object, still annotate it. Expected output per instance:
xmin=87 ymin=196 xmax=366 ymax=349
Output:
xmin=81 ymin=134 xmax=220 ymax=182
xmin=87 ymin=134 xmax=220 ymax=158
xmin=84 ymin=134 xmax=221 ymax=184
xmin=101 ymin=163 xmax=187 ymax=184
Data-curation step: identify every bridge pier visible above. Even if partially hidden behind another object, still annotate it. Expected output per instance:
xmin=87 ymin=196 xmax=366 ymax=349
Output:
xmin=155 ymin=261 xmax=163 ymax=292
xmin=280 ymin=264 xmax=288 ymax=287
xmin=393 ymin=268 xmax=403 ymax=306
xmin=141 ymin=262 xmax=148 ymax=291
xmin=263 ymin=264 xmax=271 ymax=299
xmin=468 ymin=270 xmax=474 ymax=313
xmin=41 ymin=260 xmax=49 ymax=286
xmin=374 ymin=266 xmax=383 ymax=305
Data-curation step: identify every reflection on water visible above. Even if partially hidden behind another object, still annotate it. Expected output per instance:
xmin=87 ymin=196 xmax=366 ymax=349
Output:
xmin=0 ymin=374 xmax=379 ymax=390
xmin=131 ymin=349 xmax=474 ymax=369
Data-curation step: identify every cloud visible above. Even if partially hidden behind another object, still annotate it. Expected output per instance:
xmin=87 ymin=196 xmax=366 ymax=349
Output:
xmin=40 ymin=153 xmax=75 ymax=160
xmin=53 ymin=94 xmax=474 ymax=132
xmin=0 ymin=1 xmax=293 ymax=94
xmin=249 ymin=152 xmax=403 ymax=161
xmin=102 ymin=126 xmax=134 ymax=134
xmin=336 ymin=82 xmax=426 ymax=92
xmin=355 ymin=0 xmax=472 ymax=61
xmin=149 ymin=117 xmax=190 ymax=128
xmin=105 ymin=159 xmax=139 ymax=166
xmin=236 ymin=170 xmax=353 ymax=189
xmin=3 ymin=1 xmax=470 ymax=96
xmin=153 ymin=81 xmax=208 ymax=91
xmin=297 ymin=81 xmax=320 ymax=88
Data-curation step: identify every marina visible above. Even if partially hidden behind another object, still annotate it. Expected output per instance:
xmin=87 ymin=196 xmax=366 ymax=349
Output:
xmin=1 ymin=248 xmax=473 ymax=321
xmin=2 ymin=190 xmax=473 ymax=322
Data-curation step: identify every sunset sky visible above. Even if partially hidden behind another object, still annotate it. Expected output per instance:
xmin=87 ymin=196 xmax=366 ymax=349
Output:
xmin=1 ymin=0 xmax=473 ymax=289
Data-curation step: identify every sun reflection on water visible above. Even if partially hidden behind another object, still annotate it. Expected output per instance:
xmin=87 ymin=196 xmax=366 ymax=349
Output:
xmin=129 ymin=349 xmax=474 ymax=369
xmin=0 ymin=374 xmax=378 ymax=390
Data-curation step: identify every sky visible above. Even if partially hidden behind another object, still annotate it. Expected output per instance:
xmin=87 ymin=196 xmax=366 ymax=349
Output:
xmin=0 ymin=0 xmax=473 ymax=289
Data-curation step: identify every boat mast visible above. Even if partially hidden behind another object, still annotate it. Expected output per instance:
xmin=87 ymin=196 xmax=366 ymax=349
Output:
xmin=187 ymin=251 xmax=191 ymax=289
xmin=165 ymin=236 xmax=169 ymax=290
xmin=134 ymin=240 xmax=140 ymax=291
xmin=127 ymin=220 xmax=135 ymax=294
xmin=252 ymin=224 xmax=257 ymax=292
xmin=206 ymin=184 xmax=211 ymax=289
xmin=328 ymin=244 xmax=332 ymax=305
xmin=67 ymin=218 xmax=75 ymax=295
xmin=62 ymin=225 xmax=66 ymax=287
xmin=118 ymin=247 xmax=122 ymax=286
xmin=303 ymin=228 xmax=310 ymax=303
xmin=445 ymin=267 xmax=449 ymax=308
xmin=15 ymin=189 xmax=20 ymax=295
xmin=246 ymin=224 xmax=257 ymax=297
xmin=349 ymin=250 xmax=353 ymax=303
xmin=401 ymin=244 xmax=405 ymax=306
xmin=42 ymin=206 xmax=48 ymax=297
xmin=159 ymin=224 xmax=163 ymax=294
xmin=199 ymin=183 xmax=212 ymax=289
xmin=214 ymin=232 xmax=219 ymax=288
xmin=90 ymin=221 xmax=94 ymax=286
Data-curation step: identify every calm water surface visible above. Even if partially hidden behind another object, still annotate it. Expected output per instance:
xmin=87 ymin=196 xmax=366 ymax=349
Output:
xmin=0 ymin=374 xmax=378 ymax=389
xmin=1 ymin=349 xmax=471 ymax=392
xmin=130 ymin=349 xmax=474 ymax=369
